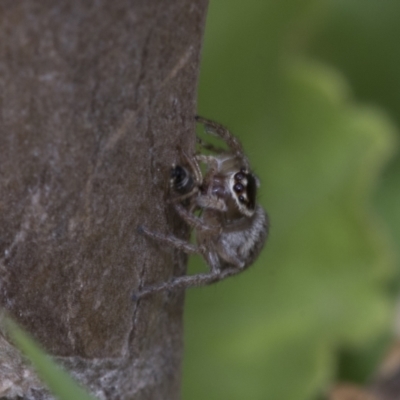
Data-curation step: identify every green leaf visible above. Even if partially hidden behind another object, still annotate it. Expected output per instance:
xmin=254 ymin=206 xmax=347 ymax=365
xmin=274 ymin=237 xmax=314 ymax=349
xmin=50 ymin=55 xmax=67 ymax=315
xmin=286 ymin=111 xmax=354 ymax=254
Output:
xmin=6 ymin=318 xmax=96 ymax=400
xmin=183 ymin=2 xmax=397 ymax=400
xmin=308 ymin=0 xmax=400 ymax=265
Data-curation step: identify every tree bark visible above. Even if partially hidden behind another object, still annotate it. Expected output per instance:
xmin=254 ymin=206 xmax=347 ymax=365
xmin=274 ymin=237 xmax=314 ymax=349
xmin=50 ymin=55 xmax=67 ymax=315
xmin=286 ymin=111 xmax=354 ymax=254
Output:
xmin=0 ymin=1 xmax=208 ymax=399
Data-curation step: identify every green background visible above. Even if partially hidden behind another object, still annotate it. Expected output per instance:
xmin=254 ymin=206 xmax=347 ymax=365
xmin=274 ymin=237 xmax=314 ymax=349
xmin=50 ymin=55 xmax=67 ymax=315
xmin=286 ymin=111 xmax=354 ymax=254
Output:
xmin=183 ymin=1 xmax=400 ymax=399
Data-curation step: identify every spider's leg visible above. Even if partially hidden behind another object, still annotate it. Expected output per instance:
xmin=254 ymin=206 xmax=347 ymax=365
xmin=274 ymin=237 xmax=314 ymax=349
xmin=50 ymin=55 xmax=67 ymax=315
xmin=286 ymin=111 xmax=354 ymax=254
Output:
xmin=216 ymin=245 xmax=245 ymax=269
xmin=196 ymin=136 xmax=226 ymax=154
xmin=179 ymin=148 xmax=202 ymax=185
xmin=195 ymin=116 xmax=249 ymax=168
xmin=133 ymin=266 xmax=243 ymax=300
xmin=194 ymin=154 xmax=219 ymax=197
xmin=195 ymin=154 xmax=219 ymax=170
xmin=195 ymin=194 xmax=227 ymax=212
xmin=139 ymin=225 xmax=200 ymax=255
xmin=173 ymin=203 xmax=220 ymax=233
xmin=169 ymin=185 xmax=199 ymax=204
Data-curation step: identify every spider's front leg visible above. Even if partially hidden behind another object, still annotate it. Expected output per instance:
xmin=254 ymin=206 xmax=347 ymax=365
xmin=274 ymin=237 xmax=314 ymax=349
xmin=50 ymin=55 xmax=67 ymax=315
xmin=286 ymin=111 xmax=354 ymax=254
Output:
xmin=196 ymin=136 xmax=226 ymax=154
xmin=195 ymin=194 xmax=227 ymax=212
xmin=132 ymin=266 xmax=243 ymax=300
xmin=134 ymin=225 xmax=211 ymax=300
xmin=180 ymin=148 xmax=203 ymax=186
xmin=138 ymin=225 xmax=201 ymax=256
xmin=195 ymin=154 xmax=219 ymax=171
xmin=195 ymin=115 xmax=249 ymax=169
xmin=195 ymin=154 xmax=219 ymax=194
xmin=172 ymin=203 xmax=221 ymax=233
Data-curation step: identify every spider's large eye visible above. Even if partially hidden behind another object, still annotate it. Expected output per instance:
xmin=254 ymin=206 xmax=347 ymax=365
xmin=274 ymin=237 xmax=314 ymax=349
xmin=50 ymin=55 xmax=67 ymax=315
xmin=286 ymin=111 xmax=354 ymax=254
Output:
xmin=234 ymin=172 xmax=245 ymax=181
xmin=234 ymin=183 xmax=244 ymax=193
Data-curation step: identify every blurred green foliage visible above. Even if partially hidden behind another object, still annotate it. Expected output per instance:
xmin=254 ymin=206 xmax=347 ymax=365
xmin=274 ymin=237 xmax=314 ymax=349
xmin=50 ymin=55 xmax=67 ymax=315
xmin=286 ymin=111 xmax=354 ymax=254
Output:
xmin=183 ymin=1 xmax=399 ymax=399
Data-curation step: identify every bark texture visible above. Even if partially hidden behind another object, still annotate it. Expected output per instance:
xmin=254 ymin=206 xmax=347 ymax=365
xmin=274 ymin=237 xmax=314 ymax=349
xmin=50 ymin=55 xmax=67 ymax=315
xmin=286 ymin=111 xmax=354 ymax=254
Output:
xmin=0 ymin=1 xmax=208 ymax=399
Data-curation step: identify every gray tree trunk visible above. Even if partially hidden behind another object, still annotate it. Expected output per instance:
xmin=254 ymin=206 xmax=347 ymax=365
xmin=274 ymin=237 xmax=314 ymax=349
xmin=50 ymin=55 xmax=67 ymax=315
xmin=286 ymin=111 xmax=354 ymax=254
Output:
xmin=0 ymin=1 xmax=208 ymax=399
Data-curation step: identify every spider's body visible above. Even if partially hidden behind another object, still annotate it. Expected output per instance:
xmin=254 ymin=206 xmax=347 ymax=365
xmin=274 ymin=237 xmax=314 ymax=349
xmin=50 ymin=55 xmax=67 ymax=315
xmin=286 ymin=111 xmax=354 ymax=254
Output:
xmin=135 ymin=116 xmax=269 ymax=298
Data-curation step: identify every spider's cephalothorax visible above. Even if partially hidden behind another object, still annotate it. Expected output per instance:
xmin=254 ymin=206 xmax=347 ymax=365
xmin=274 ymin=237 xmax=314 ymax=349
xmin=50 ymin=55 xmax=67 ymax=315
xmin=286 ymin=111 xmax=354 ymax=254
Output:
xmin=134 ymin=116 xmax=269 ymax=299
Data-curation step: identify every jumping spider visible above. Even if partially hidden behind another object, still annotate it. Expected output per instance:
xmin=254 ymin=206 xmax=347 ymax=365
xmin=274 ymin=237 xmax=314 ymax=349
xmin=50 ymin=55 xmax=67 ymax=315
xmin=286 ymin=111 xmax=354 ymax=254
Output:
xmin=134 ymin=116 xmax=269 ymax=299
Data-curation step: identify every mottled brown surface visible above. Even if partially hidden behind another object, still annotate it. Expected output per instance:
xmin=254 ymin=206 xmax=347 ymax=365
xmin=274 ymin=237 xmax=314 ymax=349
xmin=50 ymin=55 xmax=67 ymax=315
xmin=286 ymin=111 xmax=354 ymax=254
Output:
xmin=329 ymin=384 xmax=378 ymax=400
xmin=369 ymin=341 xmax=400 ymax=400
xmin=0 ymin=1 xmax=208 ymax=398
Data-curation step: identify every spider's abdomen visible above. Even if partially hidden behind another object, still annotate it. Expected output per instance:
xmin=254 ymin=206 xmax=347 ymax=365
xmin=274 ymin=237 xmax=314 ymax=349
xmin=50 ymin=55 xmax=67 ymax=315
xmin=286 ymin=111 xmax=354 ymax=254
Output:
xmin=217 ymin=205 xmax=268 ymax=269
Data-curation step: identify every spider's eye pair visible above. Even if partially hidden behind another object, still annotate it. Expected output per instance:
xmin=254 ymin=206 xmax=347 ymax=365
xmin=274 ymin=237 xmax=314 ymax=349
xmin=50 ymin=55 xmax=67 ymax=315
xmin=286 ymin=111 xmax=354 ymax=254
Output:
xmin=234 ymin=183 xmax=244 ymax=193
xmin=234 ymin=171 xmax=246 ymax=181
xmin=233 ymin=169 xmax=248 ymax=204
xmin=232 ymin=169 xmax=258 ymax=210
